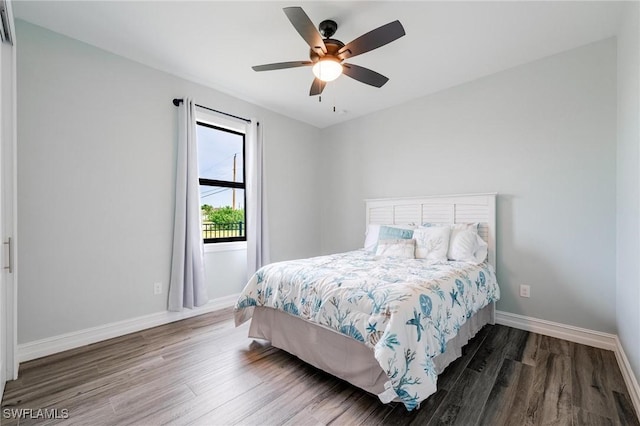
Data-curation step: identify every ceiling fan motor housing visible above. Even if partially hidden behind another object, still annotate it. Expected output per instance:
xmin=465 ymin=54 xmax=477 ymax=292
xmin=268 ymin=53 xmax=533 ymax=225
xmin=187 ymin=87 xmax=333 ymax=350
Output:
xmin=310 ymin=38 xmax=345 ymax=62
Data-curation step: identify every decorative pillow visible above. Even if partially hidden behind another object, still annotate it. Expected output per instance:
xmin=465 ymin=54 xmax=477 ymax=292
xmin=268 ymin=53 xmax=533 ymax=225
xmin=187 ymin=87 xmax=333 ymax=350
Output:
xmin=420 ymin=222 xmax=487 ymax=263
xmin=422 ymin=222 xmax=479 ymax=230
xmin=379 ymin=225 xmax=414 ymax=240
xmin=420 ymin=222 xmax=449 ymax=228
xmin=364 ymin=224 xmax=415 ymax=252
xmin=375 ymin=238 xmax=416 ymax=259
xmin=413 ymin=226 xmax=450 ymax=262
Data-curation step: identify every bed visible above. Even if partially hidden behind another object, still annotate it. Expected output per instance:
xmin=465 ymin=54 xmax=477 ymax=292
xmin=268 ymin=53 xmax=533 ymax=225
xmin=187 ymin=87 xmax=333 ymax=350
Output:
xmin=234 ymin=193 xmax=500 ymax=410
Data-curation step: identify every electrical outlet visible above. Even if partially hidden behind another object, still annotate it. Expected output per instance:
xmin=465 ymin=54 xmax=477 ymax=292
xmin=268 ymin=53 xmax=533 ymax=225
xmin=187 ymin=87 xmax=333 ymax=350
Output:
xmin=520 ymin=284 xmax=530 ymax=298
xmin=153 ymin=282 xmax=162 ymax=295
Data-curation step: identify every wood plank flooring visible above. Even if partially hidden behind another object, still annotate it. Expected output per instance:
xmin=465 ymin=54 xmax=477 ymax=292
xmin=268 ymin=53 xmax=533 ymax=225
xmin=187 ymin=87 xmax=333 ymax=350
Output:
xmin=1 ymin=308 xmax=638 ymax=425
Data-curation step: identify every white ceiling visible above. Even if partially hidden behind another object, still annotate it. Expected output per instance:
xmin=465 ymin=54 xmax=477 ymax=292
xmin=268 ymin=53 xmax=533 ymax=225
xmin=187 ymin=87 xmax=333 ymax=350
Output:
xmin=13 ymin=1 xmax=625 ymax=128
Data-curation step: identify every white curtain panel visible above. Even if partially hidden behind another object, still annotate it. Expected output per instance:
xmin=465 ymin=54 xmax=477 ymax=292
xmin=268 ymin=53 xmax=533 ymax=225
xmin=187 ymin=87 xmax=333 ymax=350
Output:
xmin=168 ymin=98 xmax=208 ymax=311
xmin=246 ymin=121 xmax=270 ymax=278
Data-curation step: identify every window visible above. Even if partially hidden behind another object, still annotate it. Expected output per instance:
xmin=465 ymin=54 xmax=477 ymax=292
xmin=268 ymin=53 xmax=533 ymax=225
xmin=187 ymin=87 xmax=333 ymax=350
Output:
xmin=197 ymin=119 xmax=246 ymax=243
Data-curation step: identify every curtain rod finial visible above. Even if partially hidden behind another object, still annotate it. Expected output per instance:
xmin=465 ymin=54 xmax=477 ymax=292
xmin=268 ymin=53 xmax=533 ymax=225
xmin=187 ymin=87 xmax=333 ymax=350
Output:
xmin=173 ymin=98 xmax=183 ymax=107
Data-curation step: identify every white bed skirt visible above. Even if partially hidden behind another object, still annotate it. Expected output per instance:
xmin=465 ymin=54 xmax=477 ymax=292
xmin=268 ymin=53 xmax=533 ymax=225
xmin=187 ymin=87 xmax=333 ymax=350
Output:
xmin=248 ymin=303 xmax=494 ymax=399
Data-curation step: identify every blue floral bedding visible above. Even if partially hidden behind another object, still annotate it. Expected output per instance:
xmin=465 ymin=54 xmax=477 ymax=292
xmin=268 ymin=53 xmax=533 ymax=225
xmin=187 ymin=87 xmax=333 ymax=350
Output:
xmin=234 ymin=250 xmax=500 ymax=410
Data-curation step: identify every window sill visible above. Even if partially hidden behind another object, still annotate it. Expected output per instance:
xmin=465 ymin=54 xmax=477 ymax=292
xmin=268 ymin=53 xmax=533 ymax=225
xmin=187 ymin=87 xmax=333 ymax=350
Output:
xmin=204 ymin=241 xmax=247 ymax=253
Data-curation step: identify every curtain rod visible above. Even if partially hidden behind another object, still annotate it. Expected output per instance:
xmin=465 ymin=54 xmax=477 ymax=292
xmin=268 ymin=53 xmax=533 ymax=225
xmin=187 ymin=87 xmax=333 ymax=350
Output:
xmin=172 ymin=98 xmax=251 ymax=124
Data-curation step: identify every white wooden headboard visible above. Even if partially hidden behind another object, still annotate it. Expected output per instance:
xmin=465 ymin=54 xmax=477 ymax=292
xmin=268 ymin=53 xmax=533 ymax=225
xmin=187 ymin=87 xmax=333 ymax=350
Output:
xmin=365 ymin=193 xmax=497 ymax=268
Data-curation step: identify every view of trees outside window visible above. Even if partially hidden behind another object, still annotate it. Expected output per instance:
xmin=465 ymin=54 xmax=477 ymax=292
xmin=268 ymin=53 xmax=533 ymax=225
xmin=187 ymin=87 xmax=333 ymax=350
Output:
xmin=197 ymin=122 xmax=246 ymax=242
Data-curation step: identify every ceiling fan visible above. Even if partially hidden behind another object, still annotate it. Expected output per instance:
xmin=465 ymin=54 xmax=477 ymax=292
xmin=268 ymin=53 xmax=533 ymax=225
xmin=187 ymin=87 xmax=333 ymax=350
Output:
xmin=252 ymin=7 xmax=405 ymax=96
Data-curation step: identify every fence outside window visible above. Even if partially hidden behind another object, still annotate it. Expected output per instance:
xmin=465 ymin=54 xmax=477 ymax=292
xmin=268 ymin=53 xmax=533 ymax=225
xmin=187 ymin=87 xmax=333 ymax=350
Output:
xmin=202 ymin=222 xmax=245 ymax=239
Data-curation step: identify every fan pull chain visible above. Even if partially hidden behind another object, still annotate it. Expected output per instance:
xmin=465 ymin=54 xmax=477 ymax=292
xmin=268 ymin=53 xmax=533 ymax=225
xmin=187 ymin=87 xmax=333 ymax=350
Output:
xmin=319 ymin=96 xmax=321 ymax=103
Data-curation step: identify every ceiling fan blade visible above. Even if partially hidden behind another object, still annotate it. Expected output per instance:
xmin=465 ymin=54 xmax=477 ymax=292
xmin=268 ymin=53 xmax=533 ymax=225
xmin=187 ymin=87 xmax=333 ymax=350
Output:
xmin=309 ymin=78 xmax=326 ymax=96
xmin=342 ymin=63 xmax=389 ymax=88
xmin=283 ymin=7 xmax=327 ymax=55
xmin=252 ymin=61 xmax=313 ymax=72
xmin=338 ymin=20 xmax=405 ymax=59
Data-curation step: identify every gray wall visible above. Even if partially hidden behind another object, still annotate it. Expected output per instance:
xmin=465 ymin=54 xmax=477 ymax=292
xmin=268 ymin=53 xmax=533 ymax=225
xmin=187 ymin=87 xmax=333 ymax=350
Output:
xmin=16 ymin=16 xmax=637 ymax=391
xmin=616 ymin=3 xmax=640 ymax=385
xmin=16 ymin=21 xmax=321 ymax=343
xmin=319 ymin=39 xmax=618 ymax=334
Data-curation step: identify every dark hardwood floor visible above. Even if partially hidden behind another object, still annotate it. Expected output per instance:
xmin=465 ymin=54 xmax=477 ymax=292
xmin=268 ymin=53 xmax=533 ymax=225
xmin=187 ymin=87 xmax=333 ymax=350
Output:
xmin=1 ymin=308 xmax=638 ymax=425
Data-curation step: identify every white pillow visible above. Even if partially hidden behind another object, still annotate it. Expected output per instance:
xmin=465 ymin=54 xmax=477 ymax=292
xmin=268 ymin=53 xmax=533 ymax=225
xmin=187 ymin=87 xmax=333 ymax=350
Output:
xmin=421 ymin=222 xmax=487 ymax=263
xmin=446 ymin=223 xmax=479 ymax=260
xmin=474 ymin=235 xmax=489 ymax=263
xmin=364 ymin=224 xmax=416 ymax=252
xmin=375 ymin=239 xmax=416 ymax=259
xmin=364 ymin=224 xmax=381 ymax=252
xmin=413 ymin=227 xmax=450 ymax=262
xmin=448 ymin=229 xmax=488 ymax=264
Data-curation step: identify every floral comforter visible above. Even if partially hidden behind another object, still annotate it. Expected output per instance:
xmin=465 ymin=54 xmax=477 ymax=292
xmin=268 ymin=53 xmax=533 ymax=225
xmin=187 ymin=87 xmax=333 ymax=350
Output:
xmin=234 ymin=250 xmax=500 ymax=410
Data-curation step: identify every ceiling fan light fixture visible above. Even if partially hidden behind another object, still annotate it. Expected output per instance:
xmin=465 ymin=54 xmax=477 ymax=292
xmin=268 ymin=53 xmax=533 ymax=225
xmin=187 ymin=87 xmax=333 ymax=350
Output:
xmin=312 ymin=58 xmax=343 ymax=82
xmin=252 ymin=7 xmax=405 ymax=96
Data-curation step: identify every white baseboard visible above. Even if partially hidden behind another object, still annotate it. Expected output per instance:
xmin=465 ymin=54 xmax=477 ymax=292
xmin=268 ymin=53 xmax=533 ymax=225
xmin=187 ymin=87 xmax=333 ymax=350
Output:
xmin=496 ymin=310 xmax=640 ymax=418
xmin=17 ymin=293 xmax=240 ymax=363
xmin=495 ymin=310 xmax=617 ymax=350
xmin=615 ymin=336 xmax=640 ymax=419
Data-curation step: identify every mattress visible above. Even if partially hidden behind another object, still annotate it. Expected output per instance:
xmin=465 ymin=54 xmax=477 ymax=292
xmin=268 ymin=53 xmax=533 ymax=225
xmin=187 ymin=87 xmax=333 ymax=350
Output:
xmin=235 ymin=249 xmax=500 ymax=410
